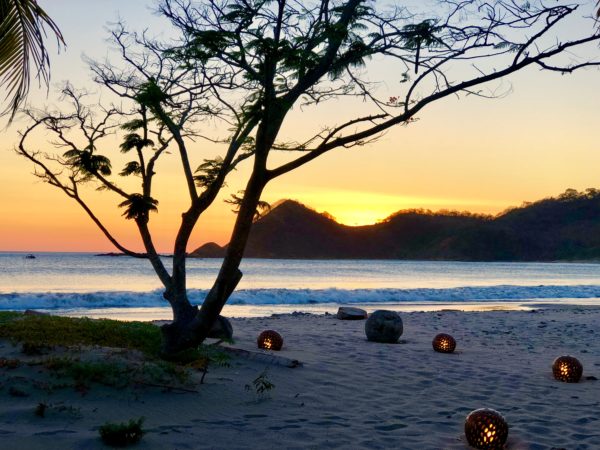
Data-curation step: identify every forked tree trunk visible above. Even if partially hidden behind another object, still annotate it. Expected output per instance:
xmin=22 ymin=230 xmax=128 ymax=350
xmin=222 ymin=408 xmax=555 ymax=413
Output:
xmin=163 ymin=289 xmax=198 ymax=323
xmin=161 ymin=101 xmax=286 ymax=354
xmin=160 ymin=172 xmax=267 ymax=354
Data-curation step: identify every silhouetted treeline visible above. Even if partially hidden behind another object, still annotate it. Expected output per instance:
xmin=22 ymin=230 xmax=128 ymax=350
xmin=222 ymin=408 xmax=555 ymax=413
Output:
xmin=190 ymin=189 xmax=600 ymax=261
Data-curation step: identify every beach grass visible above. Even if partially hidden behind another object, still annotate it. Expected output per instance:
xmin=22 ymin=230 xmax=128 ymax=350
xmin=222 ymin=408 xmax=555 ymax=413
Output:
xmin=43 ymin=356 xmax=131 ymax=387
xmin=99 ymin=417 xmax=145 ymax=447
xmin=0 ymin=312 xmax=227 ymax=368
xmin=0 ymin=312 xmax=162 ymax=357
xmin=0 ymin=312 xmax=211 ymax=390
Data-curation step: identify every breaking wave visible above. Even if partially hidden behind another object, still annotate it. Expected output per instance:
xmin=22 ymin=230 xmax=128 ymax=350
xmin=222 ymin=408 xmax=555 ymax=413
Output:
xmin=1 ymin=284 xmax=600 ymax=310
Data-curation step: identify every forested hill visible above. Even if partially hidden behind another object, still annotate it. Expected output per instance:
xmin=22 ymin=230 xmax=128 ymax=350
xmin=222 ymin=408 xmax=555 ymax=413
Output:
xmin=190 ymin=189 xmax=600 ymax=261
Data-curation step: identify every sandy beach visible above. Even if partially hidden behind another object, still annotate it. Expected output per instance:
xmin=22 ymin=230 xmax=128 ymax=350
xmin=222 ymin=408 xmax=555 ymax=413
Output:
xmin=0 ymin=304 xmax=598 ymax=449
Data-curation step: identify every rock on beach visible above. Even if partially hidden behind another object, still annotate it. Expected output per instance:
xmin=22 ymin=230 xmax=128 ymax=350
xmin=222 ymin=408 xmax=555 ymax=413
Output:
xmin=364 ymin=310 xmax=403 ymax=343
xmin=336 ymin=307 xmax=368 ymax=320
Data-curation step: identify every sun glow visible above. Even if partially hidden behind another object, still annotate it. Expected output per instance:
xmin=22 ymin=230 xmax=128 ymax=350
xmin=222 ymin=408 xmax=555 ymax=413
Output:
xmin=330 ymin=209 xmax=389 ymax=227
xmin=265 ymin=189 xmax=504 ymax=227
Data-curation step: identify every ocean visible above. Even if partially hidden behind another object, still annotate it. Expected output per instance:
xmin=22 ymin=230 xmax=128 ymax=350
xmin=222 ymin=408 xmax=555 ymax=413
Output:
xmin=1 ymin=252 xmax=599 ymax=320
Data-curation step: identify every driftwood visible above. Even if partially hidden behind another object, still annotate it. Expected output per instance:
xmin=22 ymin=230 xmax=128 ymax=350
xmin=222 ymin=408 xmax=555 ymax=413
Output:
xmin=222 ymin=347 xmax=302 ymax=368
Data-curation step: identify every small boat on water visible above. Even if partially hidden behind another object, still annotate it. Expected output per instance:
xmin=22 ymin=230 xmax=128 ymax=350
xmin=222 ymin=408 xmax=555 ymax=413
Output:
xmin=25 ymin=254 xmax=36 ymax=259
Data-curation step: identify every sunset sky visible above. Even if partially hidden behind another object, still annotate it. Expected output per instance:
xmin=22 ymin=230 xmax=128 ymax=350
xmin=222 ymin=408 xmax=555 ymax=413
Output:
xmin=0 ymin=0 xmax=599 ymax=253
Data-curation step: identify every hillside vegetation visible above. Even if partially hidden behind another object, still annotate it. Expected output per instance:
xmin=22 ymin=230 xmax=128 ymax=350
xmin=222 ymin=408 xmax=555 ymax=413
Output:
xmin=190 ymin=189 xmax=600 ymax=261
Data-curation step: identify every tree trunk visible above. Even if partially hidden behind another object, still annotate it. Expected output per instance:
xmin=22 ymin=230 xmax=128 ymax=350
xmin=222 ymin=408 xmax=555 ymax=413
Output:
xmin=163 ymin=289 xmax=197 ymax=322
xmin=160 ymin=171 xmax=267 ymax=354
xmin=160 ymin=99 xmax=286 ymax=355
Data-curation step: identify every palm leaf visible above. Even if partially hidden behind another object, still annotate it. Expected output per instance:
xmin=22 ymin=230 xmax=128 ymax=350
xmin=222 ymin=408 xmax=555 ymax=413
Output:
xmin=0 ymin=0 xmax=64 ymax=121
xmin=119 ymin=194 xmax=159 ymax=221
xmin=63 ymin=148 xmax=112 ymax=177
xmin=120 ymin=133 xmax=154 ymax=153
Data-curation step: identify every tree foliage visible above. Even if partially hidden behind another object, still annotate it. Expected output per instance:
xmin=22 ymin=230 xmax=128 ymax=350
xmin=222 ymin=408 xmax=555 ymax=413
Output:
xmin=63 ymin=149 xmax=112 ymax=178
xmin=119 ymin=194 xmax=159 ymax=222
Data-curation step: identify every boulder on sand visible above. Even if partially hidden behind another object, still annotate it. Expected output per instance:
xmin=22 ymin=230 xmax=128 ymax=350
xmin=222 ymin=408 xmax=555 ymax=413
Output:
xmin=208 ymin=315 xmax=233 ymax=340
xmin=336 ymin=307 xmax=368 ymax=320
xmin=365 ymin=310 xmax=403 ymax=343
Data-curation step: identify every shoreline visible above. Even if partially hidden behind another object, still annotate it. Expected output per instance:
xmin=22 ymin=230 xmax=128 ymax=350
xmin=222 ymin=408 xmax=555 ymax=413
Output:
xmin=42 ymin=298 xmax=600 ymax=321
xmin=0 ymin=305 xmax=598 ymax=449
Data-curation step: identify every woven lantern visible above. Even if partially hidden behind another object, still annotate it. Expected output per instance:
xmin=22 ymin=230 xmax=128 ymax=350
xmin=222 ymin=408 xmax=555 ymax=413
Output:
xmin=465 ymin=408 xmax=508 ymax=450
xmin=257 ymin=330 xmax=283 ymax=351
xmin=432 ymin=333 xmax=456 ymax=353
xmin=552 ymin=355 xmax=582 ymax=383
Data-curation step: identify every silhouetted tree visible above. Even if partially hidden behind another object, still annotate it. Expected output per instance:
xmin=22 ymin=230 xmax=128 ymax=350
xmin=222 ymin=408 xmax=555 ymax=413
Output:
xmin=0 ymin=0 xmax=64 ymax=120
xmin=15 ymin=0 xmax=600 ymax=354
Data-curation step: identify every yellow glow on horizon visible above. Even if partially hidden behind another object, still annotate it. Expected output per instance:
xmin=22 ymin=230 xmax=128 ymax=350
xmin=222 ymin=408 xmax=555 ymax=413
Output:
xmin=331 ymin=209 xmax=388 ymax=226
xmin=264 ymin=189 xmax=509 ymax=227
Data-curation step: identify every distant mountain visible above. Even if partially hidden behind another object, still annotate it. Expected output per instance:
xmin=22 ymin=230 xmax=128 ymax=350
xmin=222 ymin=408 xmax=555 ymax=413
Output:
xmin=189 ymin=242 xmax=226 ymax=258
xmin=189 ymin=189 xmax=600 ymax=261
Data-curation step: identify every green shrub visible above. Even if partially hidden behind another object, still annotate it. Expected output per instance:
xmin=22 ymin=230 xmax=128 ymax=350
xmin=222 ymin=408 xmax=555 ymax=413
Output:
xmin=0 ymin=313 xmax=162 ymax=357
xmin=0 ymin=312 xmax=231 ymax=386
xmin=34 ymin=402 xmax=47 ymax=417
xmin=99 ymin=417 xmax=144 ymax=447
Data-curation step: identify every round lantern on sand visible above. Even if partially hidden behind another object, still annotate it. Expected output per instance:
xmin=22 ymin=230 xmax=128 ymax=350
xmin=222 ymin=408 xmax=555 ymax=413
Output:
xmin=432 ymin=333 xmax=456 ymax=353
xmin=552 ymin=355 xmax=582 ymax=383
xmin=464 ymin=408 xmax=508 ymax=450
xmin=257 ymin=330 xmax=283 ymax=351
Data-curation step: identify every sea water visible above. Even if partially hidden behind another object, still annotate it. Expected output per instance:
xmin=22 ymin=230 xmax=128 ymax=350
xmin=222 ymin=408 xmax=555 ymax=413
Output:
xmin=0 ymin=252 xmax=599 ymax=319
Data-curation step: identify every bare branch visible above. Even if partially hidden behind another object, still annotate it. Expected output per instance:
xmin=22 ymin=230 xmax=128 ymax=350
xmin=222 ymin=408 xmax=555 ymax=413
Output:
xmin=16 ymin=119 xmax=145 ymax=259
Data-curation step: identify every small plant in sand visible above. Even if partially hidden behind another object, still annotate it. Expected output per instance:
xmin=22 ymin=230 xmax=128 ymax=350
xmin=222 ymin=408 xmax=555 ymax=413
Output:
xmin=195 ymin=344 xmax=232 ymax=384
xmin=166 ymin=342 xmax=231 ymax=384
xmin=34 ymin=402 xmax=47 ymax=417
xmin=246 ymin=368 xmax=275 ymax=399
xmin=99 ymin=417 xmax=145 ymax=447
xmin=43 ymin=357 xmax=127 ymax=389
xmin=203 ymin=346 xmax=231 ymax=368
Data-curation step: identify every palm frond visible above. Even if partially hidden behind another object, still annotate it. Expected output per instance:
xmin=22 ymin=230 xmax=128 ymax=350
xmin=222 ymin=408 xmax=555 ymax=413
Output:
xmin=63 ymin=148 xmax=112 ymax=177
xmin=120 ymin=132 xmax=154 ymax=153
xmin=119 ymin=194 xmax=159 ymax=221
xmin=0 ymin=0 xmax=65 ymax=121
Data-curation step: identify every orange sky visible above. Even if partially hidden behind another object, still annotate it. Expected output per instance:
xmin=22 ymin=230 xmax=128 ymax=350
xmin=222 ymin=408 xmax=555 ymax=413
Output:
xmin=0 ymin=1 xmax=598 ymax=253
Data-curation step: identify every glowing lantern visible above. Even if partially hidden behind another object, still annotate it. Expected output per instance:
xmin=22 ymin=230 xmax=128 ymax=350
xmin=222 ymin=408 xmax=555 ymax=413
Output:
xmin=257 ymin=330 xmax=283 ymax=351
xmin=432 ymin=333 xmax=456 ymax=353
xmin=552 ymin=355 xmax=582 ymax=383
xmin=464 ymin=408 xmax=508 ymax=450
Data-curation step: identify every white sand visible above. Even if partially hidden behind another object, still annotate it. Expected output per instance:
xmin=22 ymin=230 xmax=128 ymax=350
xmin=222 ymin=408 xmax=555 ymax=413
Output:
xmin=1 ymin=305 xmax=599 ymax=449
